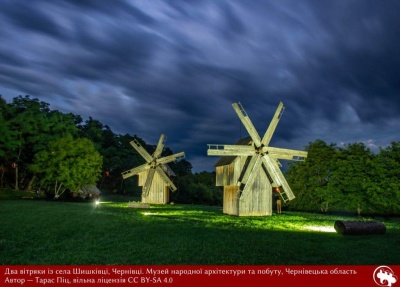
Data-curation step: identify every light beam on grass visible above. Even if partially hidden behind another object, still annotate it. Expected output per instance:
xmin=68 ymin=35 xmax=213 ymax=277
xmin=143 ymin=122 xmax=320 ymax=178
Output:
xmin=93 ymin=200 xmax=114 ymax=207
xmin=304 ymin=226 xmax=336 ymax=233
xmin=143 ymin=212 xmax=159 ymax=216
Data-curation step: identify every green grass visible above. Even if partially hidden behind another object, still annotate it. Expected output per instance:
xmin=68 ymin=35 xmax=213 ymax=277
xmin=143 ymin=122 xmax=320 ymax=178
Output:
xmin=0 ymin=197 xmax=399 ymax=265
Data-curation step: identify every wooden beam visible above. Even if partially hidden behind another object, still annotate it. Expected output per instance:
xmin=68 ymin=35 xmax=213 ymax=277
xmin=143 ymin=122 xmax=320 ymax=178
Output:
xmin=153 ymin=134 xmax=166 ymax=158
xmin=261 ymin=102 xmax=284 ymax=146
xmin=232 ymin=102 xmax=262 ymax=147
xmin=156 ymin=152 xmax=185 ymax=165
xmin=130 ymin=139 xmax=153 ymax=163
xmin=142 ymin=168 xmax=155 ymax=197
xmin=265 ymin=146 xmax=308 ymax=160
xmin=207 ymin=144 xmax=254 ymax=156
xmin=156 ymin=166 xmax=177 ymax=191
xmin=239 ymin=155 xmax=262 ymax=199
xmin=262 ymin=155 xmax=295 ymax=201
xmin=121 ymin=163 xmax=150 ymax=179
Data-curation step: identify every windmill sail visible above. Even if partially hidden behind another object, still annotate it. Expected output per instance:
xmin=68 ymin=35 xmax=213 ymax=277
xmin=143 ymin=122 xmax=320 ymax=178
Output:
xmin=207 ymin=101 xmax=308 ymax=215
xmin=130 ymin=139 xmax=153 ymax=163
xmin=232 ymin=102 xmax=262 ymax=147
xmin=156 ymin=166 xmax=177 ymax=191
xmin=261 ymin=102 xmax=284 ymax=146
xmin=262 ymin=155 xmax=295 ymax=202
xmin=121 ymin=163 xmax=149 ymax=179
xmin=207 ymin=144 xmax=254 ymax=156
xmin=142 ymin=168 xmax=156 ymax=197
xmin=238 ymin=154 xmax=262 ymax=199
xmin=153 ymin=134 xmax=166 ymax=158
xmin=265 ymin=147 xmax=308 ymax=161
xmin=122 ymin=134 xmax=185 ymax=202
xmin=156 ymin=152 xmax=185 ymax=165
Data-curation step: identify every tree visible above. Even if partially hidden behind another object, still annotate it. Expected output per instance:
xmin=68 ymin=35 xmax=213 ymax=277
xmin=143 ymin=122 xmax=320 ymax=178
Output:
xmin=175 ymin=171 xmax=222 ymax=205
xmin=367 ymin=142 xmax=400 ymax=214
xmin=0 ymin=96 xmax=18 ymax=188
xmin=286 ymin=140 xmax=338 ymax=212
xmin=169 ymin=159 xmax=193 ymax=177
xmin=287 ymin=140 xmax=400 ymax=215
xmin=327 ymin=143 xmax=374 ymax=214
xmin=78 ymin=118 xmax=143 ymax=191
xmin=30 ymin=135 xmax=102 ymax=199
xmin=4 ymin=95 xmax=78 ymax=190
xmin=6 ymin=96 xmax=49 ymax=190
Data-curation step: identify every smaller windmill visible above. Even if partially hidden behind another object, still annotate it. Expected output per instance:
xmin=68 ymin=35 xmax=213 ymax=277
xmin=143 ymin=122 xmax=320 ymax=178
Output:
xmin=122 ymin=134 xmax=185 ymax=204
xmin=207 ymin=102 xmax=307 ymax=216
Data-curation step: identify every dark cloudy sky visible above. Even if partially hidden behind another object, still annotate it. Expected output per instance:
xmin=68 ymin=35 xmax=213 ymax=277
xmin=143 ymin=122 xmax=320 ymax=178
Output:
xmin=0 ymin=0 xmax=399 ymax=172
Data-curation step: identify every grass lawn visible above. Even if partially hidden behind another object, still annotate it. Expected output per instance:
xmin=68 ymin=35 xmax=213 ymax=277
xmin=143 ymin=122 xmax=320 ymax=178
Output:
xmin=0 ymin=196 xmax=399 ymax=265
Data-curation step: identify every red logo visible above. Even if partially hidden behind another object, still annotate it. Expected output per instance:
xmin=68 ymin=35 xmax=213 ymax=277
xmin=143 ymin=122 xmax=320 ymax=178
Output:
xmin=373 ymin=266 xmax=397 ymax=287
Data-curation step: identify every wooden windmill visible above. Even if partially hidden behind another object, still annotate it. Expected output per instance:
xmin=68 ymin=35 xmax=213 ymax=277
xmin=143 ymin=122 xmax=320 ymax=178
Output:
xmin=207 ymin=102 xmax=307 ymax=216
xmin=122 ymin=134 xmax=185 ymax=204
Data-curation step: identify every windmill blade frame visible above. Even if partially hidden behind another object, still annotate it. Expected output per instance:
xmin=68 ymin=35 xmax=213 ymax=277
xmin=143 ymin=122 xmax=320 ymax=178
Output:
xmin=130 ymin=139 xmax=153 ymax=163
xmin=262 ymin=155 xmax=295 ymax=201
xmin=155 ymin=166 xmax=177 ymax=191
xmin=153 ymin=134 xmax=166 ymax=159
xmin=238 ymin=154 xmax=263 ymax=199
xmin=142 ymin=168 xmax=156 ymax=197
xmin=237 ymin=154 xmax=259 ymax=189
xmin=207 ymin=144 xmax=254 ymax=156
xmin=264 ymin=146 xmax=308 ymax=161
xmin=156 ymin=152 xmax=185 ymax=165
xmin=261 ymin=102 xmax=284 ymax=146
xmin=232 ymin=102 xmax=262 ymax=147
xmin=121 ymin=163 xmax=150 ymax=179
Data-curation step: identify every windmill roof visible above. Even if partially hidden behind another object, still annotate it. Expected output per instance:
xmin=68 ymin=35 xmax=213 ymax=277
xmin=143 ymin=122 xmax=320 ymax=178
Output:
xmin=214 ymin=136 xmax=252 ymax=167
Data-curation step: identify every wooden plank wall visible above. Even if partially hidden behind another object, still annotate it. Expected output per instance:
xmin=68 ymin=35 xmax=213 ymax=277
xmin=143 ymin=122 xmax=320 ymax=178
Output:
xmin=215 ymin=157 xmax=243 ymax=186
xmin=223 ymin=186 xmax=239 ymax=215
xmin=217 ymin=156 xmax=273 ymax=216
xmin=139 ymin=170 xmax=169 ymax=204
xmin=238 ymin=166 xmax=272 ymax=216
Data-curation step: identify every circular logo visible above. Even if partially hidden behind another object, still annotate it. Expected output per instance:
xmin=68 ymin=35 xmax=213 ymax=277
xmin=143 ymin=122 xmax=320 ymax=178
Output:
xmin=373 ymin=266 xmax=397 ymax=287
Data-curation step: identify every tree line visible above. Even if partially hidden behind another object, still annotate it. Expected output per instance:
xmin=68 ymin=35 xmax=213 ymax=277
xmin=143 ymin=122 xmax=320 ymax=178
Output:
xmin=286 ymin=139 xmax=400 ymax=215
xmin=0 ymin=95 xmax=220 ymax=204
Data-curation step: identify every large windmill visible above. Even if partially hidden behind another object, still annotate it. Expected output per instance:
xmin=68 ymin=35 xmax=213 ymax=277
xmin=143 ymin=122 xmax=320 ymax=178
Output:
xmin=122 ymin=134 xmax=185 ymax=204
xmin=207 ymin=102 xmax=307 ymax=216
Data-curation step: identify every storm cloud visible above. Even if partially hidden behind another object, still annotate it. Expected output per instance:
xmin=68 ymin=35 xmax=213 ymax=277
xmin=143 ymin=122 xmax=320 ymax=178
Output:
xmin=0 ymin=0 xmax=399 ymax=171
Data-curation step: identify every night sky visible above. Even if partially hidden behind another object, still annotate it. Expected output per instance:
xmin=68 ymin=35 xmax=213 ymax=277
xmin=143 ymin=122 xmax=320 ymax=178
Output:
xmin=0 ymin=0 xmax=399 ymax=172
